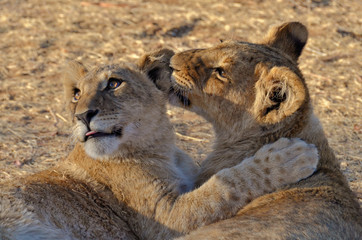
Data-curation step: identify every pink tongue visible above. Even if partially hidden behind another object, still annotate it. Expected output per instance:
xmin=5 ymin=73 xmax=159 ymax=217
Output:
xmin=86 ymin=131 xmax=98 ymax=136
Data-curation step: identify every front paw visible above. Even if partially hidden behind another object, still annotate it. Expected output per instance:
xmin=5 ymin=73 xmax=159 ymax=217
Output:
xmin=255 ymin=138 xmax=319 ymax=188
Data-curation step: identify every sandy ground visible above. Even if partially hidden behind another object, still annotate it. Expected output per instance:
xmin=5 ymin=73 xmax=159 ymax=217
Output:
xmin=0 ymin=0 xmax=361 ymax=204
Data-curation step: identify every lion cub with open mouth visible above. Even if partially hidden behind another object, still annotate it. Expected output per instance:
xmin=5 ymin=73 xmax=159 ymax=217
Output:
xmin=0 ymin=61 xmax=318 ymax=239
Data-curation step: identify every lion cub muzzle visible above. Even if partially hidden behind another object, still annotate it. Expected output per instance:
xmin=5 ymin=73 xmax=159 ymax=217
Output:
xmin=75 ymin=109 xmax=99 ymax=129
xmin=74 ymin=109 xmax=123 ymax=142
xmin=168 ymin=68 xmax=194 ymax=107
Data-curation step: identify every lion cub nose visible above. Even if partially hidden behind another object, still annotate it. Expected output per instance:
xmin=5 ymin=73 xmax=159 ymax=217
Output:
xmin=75 ymin=109 xmax=99 ymax=127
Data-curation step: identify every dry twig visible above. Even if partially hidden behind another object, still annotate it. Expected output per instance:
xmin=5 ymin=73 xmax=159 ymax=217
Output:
xmin=176 ymin=132 xmax=209 ymax=142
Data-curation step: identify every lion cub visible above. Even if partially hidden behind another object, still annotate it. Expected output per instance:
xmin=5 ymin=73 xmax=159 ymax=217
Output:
xmin=0 ymin=61 xmax=318 ymax=240
xmin=140 ymin=22 xmax=362 ymax=239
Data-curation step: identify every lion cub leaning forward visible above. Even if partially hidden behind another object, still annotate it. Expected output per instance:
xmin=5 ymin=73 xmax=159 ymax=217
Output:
xmin=142 ymin=22 xmax=362 ymax=239
xmin=0 ymin=61 xmax=318 ymax=239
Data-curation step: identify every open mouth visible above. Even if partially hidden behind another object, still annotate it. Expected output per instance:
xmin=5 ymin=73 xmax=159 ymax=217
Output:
xmin=85 ymin=128 xmax=122 ymax=141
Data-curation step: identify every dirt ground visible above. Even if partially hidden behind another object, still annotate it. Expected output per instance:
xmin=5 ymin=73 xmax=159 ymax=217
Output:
xmin=0 ymin=0 xmax=361 ymax=204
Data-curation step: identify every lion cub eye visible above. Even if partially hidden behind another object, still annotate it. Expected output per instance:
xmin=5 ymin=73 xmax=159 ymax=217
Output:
xmin=72 ymin=89 xmax=81 ymax=103
xmin=215 ymin=68 xmax=228 ymax=82
xmin=107 ymin=78 xmax=123 ymax=89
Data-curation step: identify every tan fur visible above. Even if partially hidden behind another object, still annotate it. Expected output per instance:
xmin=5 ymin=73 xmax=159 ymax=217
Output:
xmin=253 ymin=63 xmax=307 ymax=124
xmin=0 ymin=58 xmax=318 ymax=239
xmin=146 ymin=22 xmax=361 ymax=239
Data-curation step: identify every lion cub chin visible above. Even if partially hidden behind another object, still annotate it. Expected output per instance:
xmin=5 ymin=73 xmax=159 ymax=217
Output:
xmin=0 ymin=61 xmax=318 ymax=240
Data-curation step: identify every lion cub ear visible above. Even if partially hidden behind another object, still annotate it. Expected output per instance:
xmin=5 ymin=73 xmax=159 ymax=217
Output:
xmin=62 ymin=61 xmax=88 ymax=116
xmin=252 ymin=63 xmax=307 ymax=124
xmin=138 ymin=48 xmax=175 ymax=92
xmin=261 ymin=22 xmax=308 ymax=61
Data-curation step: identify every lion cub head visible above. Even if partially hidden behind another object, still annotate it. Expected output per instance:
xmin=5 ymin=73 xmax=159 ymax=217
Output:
xmin=63 ymin=62 xmax=171 ymax=160
xmin=166 ymin=22 xmax=309 ymax=137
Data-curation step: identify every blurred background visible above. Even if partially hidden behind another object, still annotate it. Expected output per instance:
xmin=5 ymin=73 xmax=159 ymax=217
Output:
xmin=0 ymin=0 xmax=360 ymax=204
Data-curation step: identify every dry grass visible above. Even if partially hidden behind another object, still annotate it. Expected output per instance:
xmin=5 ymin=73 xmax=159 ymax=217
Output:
xmin=0 ymin=0 xmax=360 ymax=204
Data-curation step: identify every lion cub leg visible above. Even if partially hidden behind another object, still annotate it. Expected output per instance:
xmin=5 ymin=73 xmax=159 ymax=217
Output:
xmin=222 ymin=137 xmax=319 ymax=206
xmin=159 ymin=138 xmax=318 ymax=233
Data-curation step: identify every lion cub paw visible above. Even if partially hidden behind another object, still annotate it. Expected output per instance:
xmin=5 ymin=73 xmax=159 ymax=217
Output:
xmin=254 ymin=138 xmax=319 ymax=188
